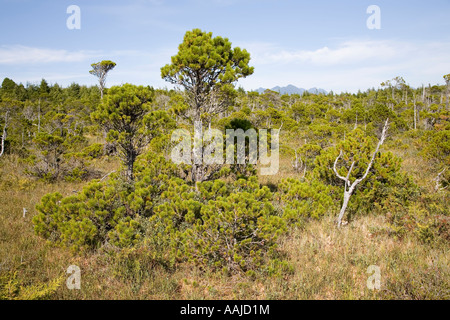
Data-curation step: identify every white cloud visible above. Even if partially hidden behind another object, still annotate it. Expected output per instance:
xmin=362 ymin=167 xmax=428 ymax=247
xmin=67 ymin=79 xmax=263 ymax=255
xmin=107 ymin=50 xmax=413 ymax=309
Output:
xmin=0 ymin=45 xmax=101 ymax=64
xmin=0 ymin=44 xmax=177 ymax=88
xmin=2 ymin=40 xmax=449 ymax=93
xmin=238 ymin=39 xmax=450 ymax=92
xmin=244 ymin=40 xmax=403 ymax=66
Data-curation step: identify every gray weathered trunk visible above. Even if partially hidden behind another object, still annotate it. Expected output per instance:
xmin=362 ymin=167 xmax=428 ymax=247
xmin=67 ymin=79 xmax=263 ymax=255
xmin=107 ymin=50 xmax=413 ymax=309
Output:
xmin=0 ymin=111 xmax=9 ymax=158
xmin=0 ymin=124 xmax=6 ymax=157
xmin=334 ymin=119 xmax=389 ymax=227
xmin=192 ymin=120 xmax=204 ymax=188
xmin=337 ymin=190 xmax=352 ymax=227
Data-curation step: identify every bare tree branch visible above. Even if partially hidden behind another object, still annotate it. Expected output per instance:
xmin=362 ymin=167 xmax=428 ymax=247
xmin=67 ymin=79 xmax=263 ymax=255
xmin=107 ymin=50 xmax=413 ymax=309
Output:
xmin=354 ymin=118 xmax=389 ymax=186
xmin=434 ymin=168 xmax=447 ymax=192
xmin=334 ymin=118 xmax=389 ymax=227
xmin=100 ymin=170 xmax=116 ymax=182
xmin=333 ymin=150 xmax=347 ymax=183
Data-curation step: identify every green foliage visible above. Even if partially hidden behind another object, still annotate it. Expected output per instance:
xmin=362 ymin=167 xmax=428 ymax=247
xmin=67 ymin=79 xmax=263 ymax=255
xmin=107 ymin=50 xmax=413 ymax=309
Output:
xmin=91 ymin=84 xmax=154 ymax=142
xmin=89 ymin=61 xmax=116 ymax=77
xmin=26 ymin=132 xmax=66 ymax=180
xmin=420 ymin=129 xmax=450 ymax=166
xmin=81 ymin=143 xmax=104 ymax=160
xmin=91 ymin=84 xmax=173 ymax=180
xmin=153 ymin=178 xmax=201 ymax=231
xmin=152 ymin=177 xmax=286 ymax=273
xmin=25 ymin=130 xmax=88 ymax=181
xmin=129 ymin=152 xmax=181 ymax=216
xmin=223 ymin=117 xmax=258 ymax=179
xmin=0 ymin=78 xmax=18 ymax=100
xmin=32 ymin=152 xmax=180 ymax=251
xmin=276 ymin=179 xmax=334 ymax=222
xmin=292 ymin=143 xmax=323 ymax=172
xmin=0 ymin=271 xmax=62 ymax=300
xmin=161 ymin=28 xmax=254 ymax=92
xmin=108 ymin=217 xmax=142 ymax=247
xmin=64 ymin=165 xmax=88 ymax=182
xmin=33 ymin=177 xmax=139 ymax=251
xmin=385 ymin=198 xmax=450 ymax=244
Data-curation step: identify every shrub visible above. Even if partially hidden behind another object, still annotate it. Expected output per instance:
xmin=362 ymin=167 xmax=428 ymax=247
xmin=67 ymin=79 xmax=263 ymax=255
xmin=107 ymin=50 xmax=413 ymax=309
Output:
xmin=153 ymin=177 xmax=287 ymax=273
xmin=386 ymin=197 xmax=450 ymax=244
xmin=276 ymin=178 xmax=334 ymax=223
xmin=420 ymin=129 xmax=450 ymax=166
xmin=25 ymin=131 xmax=90 ymax=182
xmin=33 ymin=178 xmax=139 ymax=251
xmin=0 ymin=271 xmax=62 ymax=300
xmin=81 ymin=143 xmax=104 ymax=159
xmin=32 ymin=151 xmax=182 ymax=251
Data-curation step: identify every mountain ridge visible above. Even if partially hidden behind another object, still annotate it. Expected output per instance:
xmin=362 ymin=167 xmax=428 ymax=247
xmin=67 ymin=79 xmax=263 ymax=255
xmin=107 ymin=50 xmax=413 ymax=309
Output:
xmin=253 ymin=84 xmax=327 ymax=95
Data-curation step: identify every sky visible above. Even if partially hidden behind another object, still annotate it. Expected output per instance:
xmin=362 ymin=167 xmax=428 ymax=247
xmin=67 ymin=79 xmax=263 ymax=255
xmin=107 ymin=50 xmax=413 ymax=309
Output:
xmin=0 ymin=0 xmax=449 ymax=93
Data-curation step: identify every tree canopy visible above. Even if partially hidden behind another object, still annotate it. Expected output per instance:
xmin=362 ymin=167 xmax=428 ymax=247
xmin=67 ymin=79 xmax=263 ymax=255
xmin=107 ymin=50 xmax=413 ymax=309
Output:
xmin=161 ymin=29 xmax=254 ymax=117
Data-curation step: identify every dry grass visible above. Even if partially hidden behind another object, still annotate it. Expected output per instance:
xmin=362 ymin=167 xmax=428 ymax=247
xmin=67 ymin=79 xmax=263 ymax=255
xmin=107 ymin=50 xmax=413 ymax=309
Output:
xmin=275 ymin=215 xmax=449 ymax=299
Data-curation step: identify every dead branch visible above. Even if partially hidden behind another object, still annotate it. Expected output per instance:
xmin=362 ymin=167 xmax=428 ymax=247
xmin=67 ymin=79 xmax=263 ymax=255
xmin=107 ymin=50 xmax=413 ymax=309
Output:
xmin=434 ymin=168 xmax=447 ymax=192
xmin=335 ymin=119 xmax=389 ymax=227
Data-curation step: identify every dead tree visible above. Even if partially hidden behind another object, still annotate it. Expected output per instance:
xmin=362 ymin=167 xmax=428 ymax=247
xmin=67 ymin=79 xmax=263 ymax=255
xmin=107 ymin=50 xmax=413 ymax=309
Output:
xmin=292 ymin=150 xmax=306 ymax=178
xmin=414 ymin=102 xmax=417 ymax=130
xmin=334 ymin=119 xmax=389 ymax=227
xmin=444 ymin=74 xmax=450 ymax=109
xmin=89 ymin=60 xmax=116 ymax=99
xmin=0 ymin=111 xmax=10 ymax=157
xmin=434 ymin=168 xmax=448 ymax=192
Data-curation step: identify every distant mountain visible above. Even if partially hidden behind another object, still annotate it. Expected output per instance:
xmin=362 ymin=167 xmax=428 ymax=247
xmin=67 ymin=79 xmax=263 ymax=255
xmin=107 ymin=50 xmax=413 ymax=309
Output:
xmin=254 ymin=85 xmax=327 ymax=95
xmin=307 ymin=87 xmax=328 ymax=95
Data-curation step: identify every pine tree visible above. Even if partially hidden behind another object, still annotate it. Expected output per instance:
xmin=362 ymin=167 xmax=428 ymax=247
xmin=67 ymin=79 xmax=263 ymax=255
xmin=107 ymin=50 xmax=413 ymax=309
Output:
xmin=89 ymin=60 xmax=116 ymax=99
xmin=91 ymin=84 xmax=173 ymax=181
xmin=161 ymin=29 xmax=254 ymax=184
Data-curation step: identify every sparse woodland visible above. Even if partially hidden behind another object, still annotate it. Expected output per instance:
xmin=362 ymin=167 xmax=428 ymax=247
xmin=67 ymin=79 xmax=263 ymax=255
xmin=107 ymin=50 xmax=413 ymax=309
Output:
xmin=0 ymin=30 xmax=449 ymax=300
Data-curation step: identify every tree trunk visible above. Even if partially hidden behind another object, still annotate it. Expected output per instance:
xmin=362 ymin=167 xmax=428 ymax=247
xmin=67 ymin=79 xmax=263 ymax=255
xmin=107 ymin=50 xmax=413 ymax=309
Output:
xmin=337 ymin=190 xmax=352 ymax=227
xmin=125 ymin=146 xmax=137 ymax=182
xmin=333 ymin=119 xmax=389 ymax=228
xmin=446 ymin=82 xmax=450 ymax=109
xmin=192 ymin=164 xmax=204 ymax=190
xmin=414 ymin=103 xmax=417 ymax=130
xmin=99 ymin=76 xmax=105 ymax=100
xmin=0 ymin=111 xmax=9 ymax=157
xmin=38 ymin=99 xmax=41 ymax=134
xmin=413 ymin=94 xmax=417 ymax=130
xmin=126 ymin=157 xmax=135 ymax=182
xmin=192 ymin=120 xmax=204 ymax=188
xmin=0 ymin=123 xmax=6 ymax=157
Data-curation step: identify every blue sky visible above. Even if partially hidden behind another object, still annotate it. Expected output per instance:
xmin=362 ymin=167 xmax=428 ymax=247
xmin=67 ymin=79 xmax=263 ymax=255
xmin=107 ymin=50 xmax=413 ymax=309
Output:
xmin=0 ymin=0 xmax=449 ymax=93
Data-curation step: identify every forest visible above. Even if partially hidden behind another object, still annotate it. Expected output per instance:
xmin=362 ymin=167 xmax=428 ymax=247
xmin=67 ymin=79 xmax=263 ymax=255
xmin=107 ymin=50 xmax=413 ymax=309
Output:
xmin=0 ymin=29 xmax=449 ymax=300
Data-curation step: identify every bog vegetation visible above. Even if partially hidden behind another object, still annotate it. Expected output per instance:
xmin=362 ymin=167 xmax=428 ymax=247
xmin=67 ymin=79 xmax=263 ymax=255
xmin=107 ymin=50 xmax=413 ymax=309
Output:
xmin=0 ymin=29 xmax=449 ymax=300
